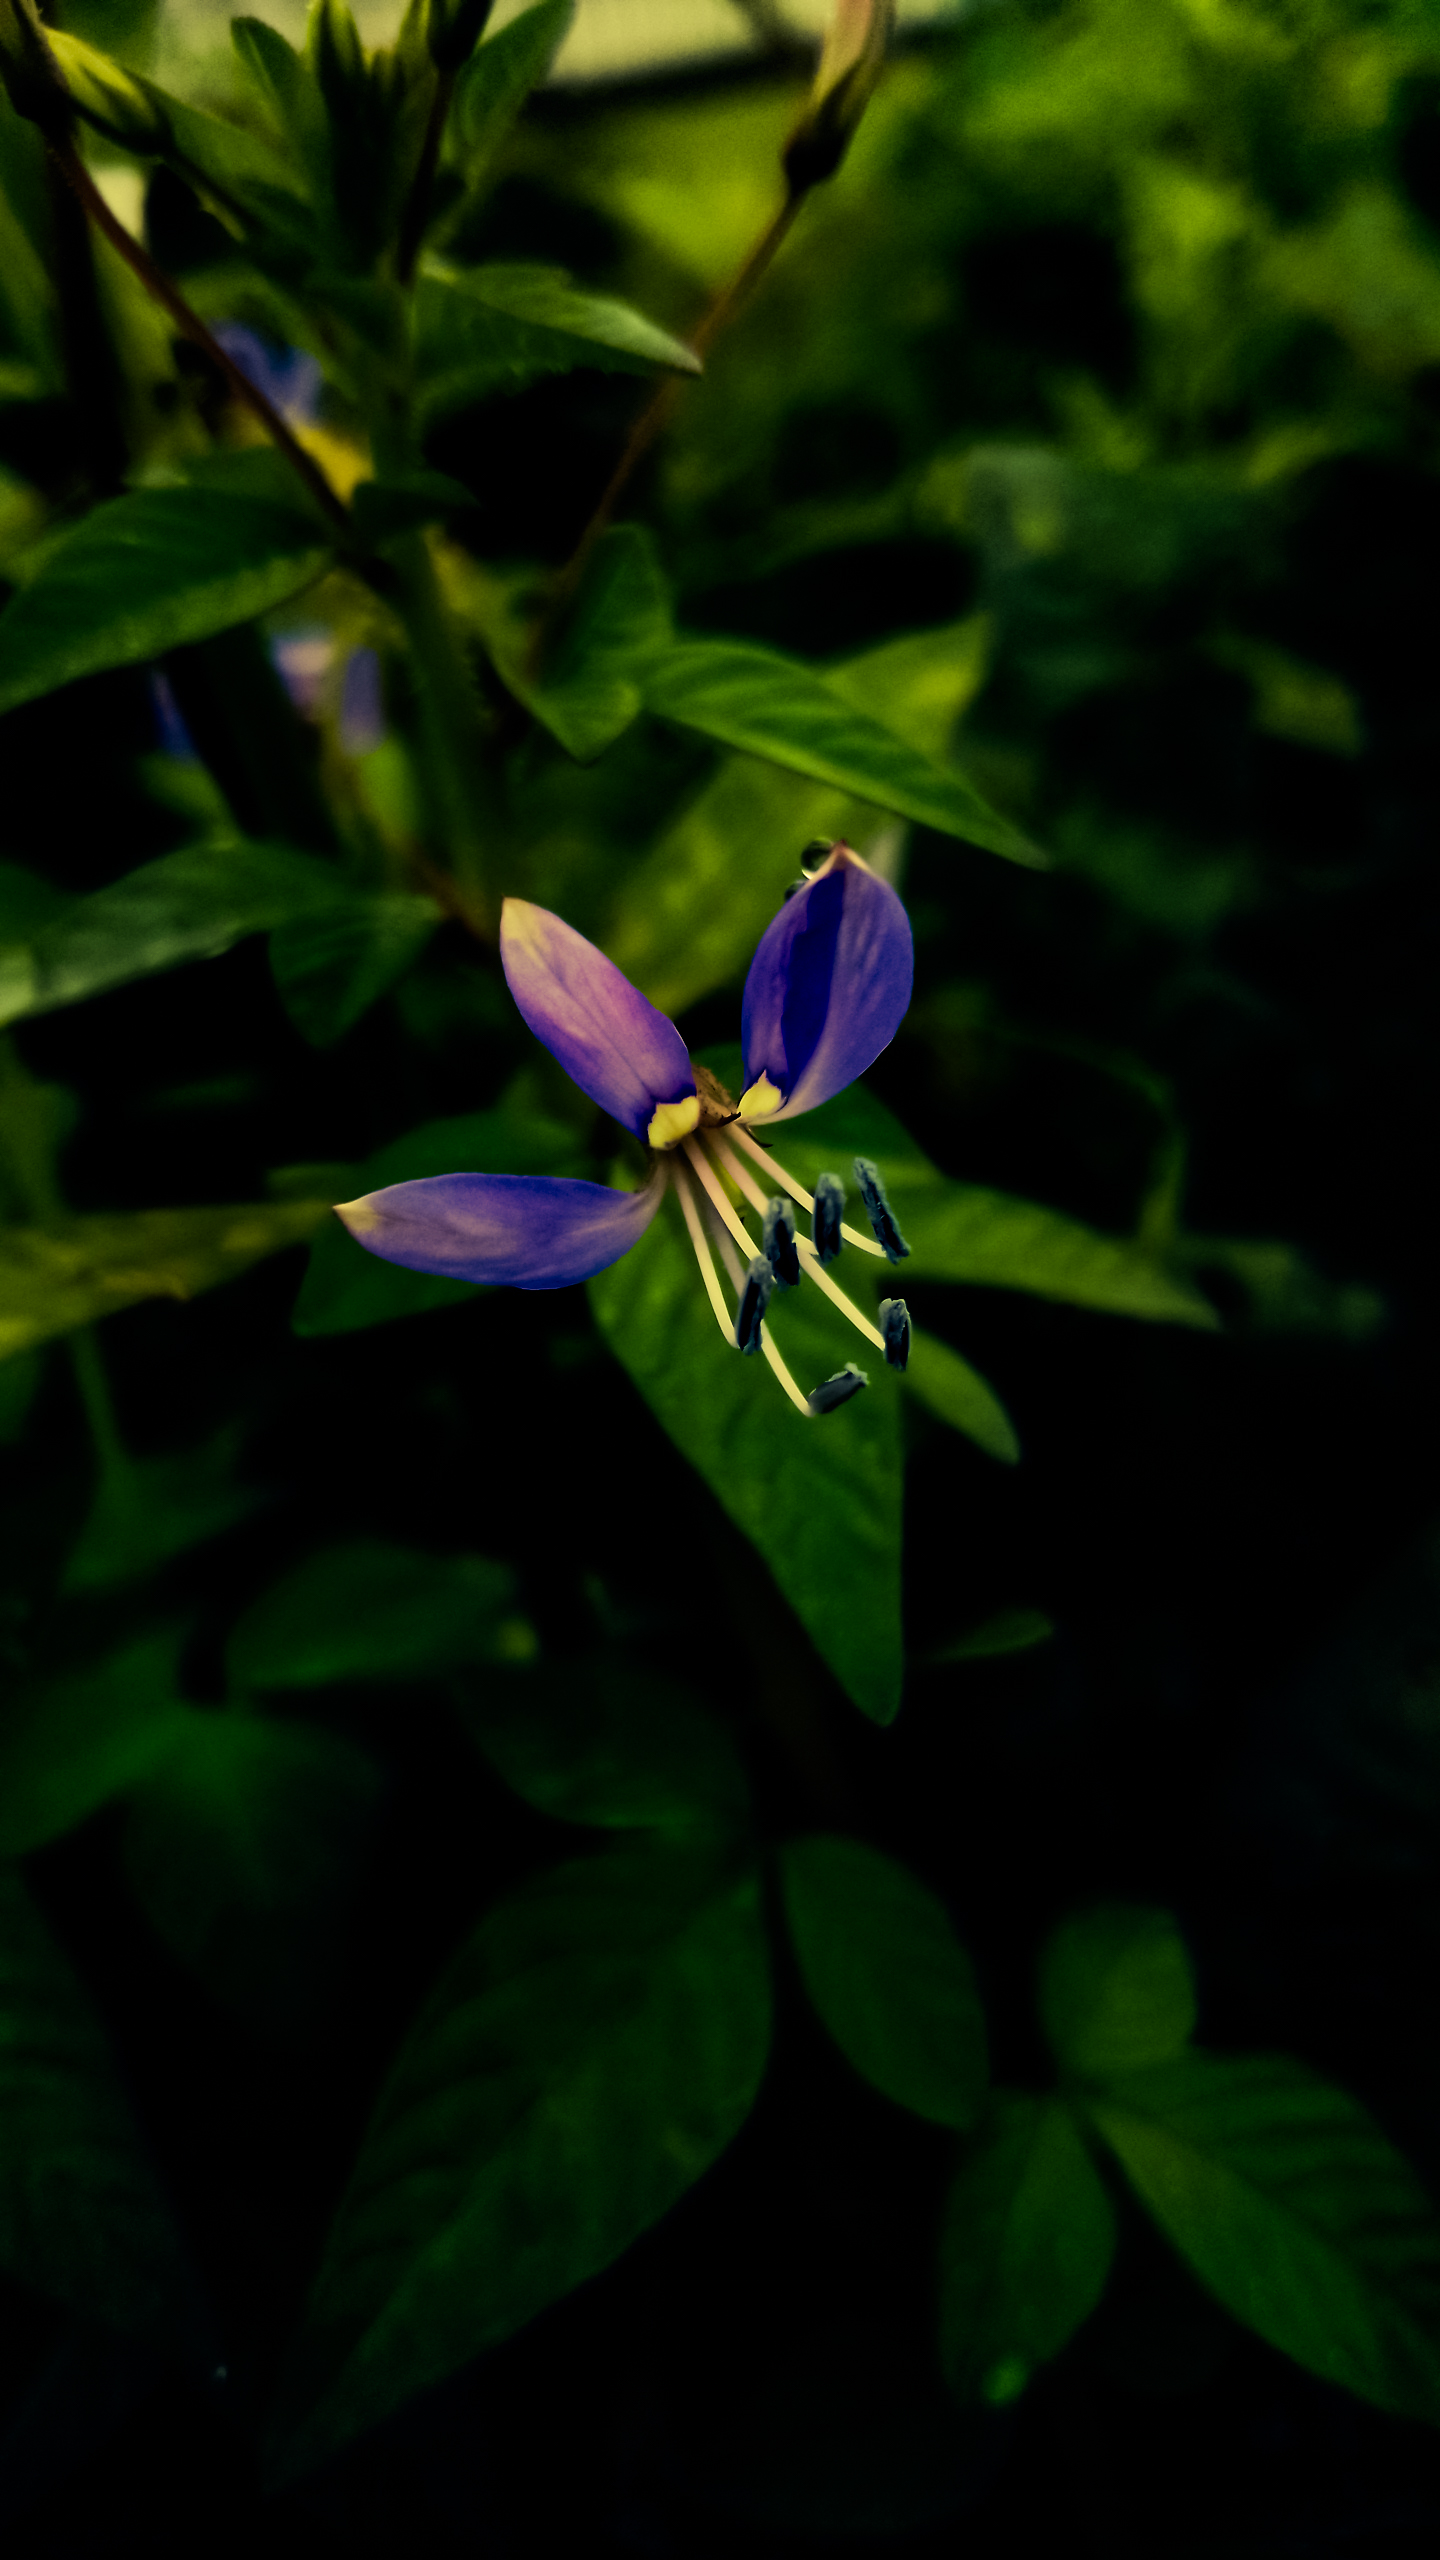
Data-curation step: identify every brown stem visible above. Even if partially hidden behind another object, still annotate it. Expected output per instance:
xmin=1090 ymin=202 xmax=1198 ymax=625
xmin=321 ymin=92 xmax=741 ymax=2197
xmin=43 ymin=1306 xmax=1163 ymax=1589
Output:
xmin=396 ymin=62 xmax=456 ymax=288
xmin=528 ymin=187 xmax=806 ymax=678
xmin=47 ymin=135 xmax=355 ymax=544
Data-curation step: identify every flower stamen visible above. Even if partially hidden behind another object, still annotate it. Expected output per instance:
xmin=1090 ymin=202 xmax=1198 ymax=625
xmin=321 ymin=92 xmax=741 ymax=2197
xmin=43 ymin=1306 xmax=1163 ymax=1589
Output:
xmin=725 ymin=1124 xmax=887 ymax=1258
xmin=681 ymin=1138 xmax=812 ymax=1413
xmin=709 ymin=1135 xmax=886 ymax=1352
xmin=672 ymin=1156 xmax=736 ymax=1347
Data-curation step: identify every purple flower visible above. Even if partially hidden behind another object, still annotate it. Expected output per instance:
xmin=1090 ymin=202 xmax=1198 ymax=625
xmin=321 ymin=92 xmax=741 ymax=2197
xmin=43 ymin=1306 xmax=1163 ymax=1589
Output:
xmin=337 ymin=843 xmax=915 ymax=1415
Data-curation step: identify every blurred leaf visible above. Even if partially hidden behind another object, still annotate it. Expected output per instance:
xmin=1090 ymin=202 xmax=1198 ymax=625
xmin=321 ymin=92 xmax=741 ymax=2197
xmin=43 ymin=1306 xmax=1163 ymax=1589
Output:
xmin=122 ymin=1711 xmax=383 ymax=2032
xmin=1087 ymin=2053 xmax=1440 ymax=2424
xmin=780 ymin=1834 xmax=987 ymax=2128
xmin=449 ymin=0 xmax=574 ymax=183
xmin=0 ymin=1868 xmax=194 ymax=2345
xmin=0 ymin=486 xmax=332 ymax=717
xmin=349 ymin=472 xmax=473 ymax=543
xmin=460 ymin=1658 xmax=749 ymax=1837
xmin=643 ymin=641 xmax=1043 ymax=864
xmin=939 ymin=2094 xmax=1117 ymax=2405
xmin=480 ymin=525 xmax=674 ymax=759
xmin=930 ymin=1607 xmax=1054 ymax=1664
xmin=1039 ymin=1904 xmax=1198 ymax=2082
xmin=1181 ymin=1236 xmax=1387 ymax=1342
xmin=903 ymin=1328 xmax=1019 ymax=1464
xmin=0 ymin=1199 xmax=331 ymax=1361
xmin=0 ymin=1630 xmax=193 ymax=1857
xmin=292 ymin=1106 xmax=582 ymax=1334
xmin=0 ymin=1341 xmax=42 ymax=1442
xmin=62 ymin=1430 xmax=269 ymax=1594
xmin=269 ymin=893 xmax=441 ymax=1047
xmin=270 ymin=1838 xmax=770 ymax=2479
xmin=228 ymin=1540 xmax=522 ymax=1692
xmin=0 ymin=841 xmax=360 ymax=1030
xmin=589 ymin=1188 xmax=904 ymax=1725
xmin=415 ymin=262 xmax=698 ymax=429
xmin=0 ymin=863 xmax=74 ymax=938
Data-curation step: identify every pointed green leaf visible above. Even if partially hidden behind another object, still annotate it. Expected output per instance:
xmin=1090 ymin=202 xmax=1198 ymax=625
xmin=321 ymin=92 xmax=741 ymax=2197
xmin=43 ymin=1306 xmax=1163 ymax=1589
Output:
xmin=642 ymin=640 xmax=1042 ymax=863
xmin=940 ymin=2094 xmax=1117 ymax=2404
xmin=0 ymin=840 xmax=358 ymax=1030
xmin=589 ymin=1187 xmax=903 ymax=1724
xmin=62 ymin=1429 xmax=268 ymax=1593
xmin=0 ymin=1868 xmax=194 ymax=2344
xmin=929 ymin=1607 xmax=1054 ymax=1664
xmin=269 ymin=892 xmax=441 ymax=1047
xmin=903 ymin=1327 xmax=1019 ymax=1463
xmin=0 ymin=486 xmax=332 ymax=716
xmin=270 ymin=1839 xmax=770 ymax=2478
xmin=291 ymin=1106 xmax=582 ymax=1335
xmin=122 ymin=1712 xmax=383 ymax=2031
xmin=0 ymin=1198 xmax=332 ymax=1361
xmin=450 ymin=0 xmax=574 ymax=178
xmin=228 ymin=1541 xmax=522 ymax=1693
xmin=1039 ymin=1904 xmax=1198 ymax=2082
xmin=1087 ymin=2053 xmax=1440 ymax=2424
xmin=0 ymin=1631 xmax=194 ymax=1857
xmin=482 ymin=525 xmax=673 ymax=758
xmin=415 ymin=261 xmax=698 ymax=427
xmin=780 ymin=1834 xmax=987 ymax=2127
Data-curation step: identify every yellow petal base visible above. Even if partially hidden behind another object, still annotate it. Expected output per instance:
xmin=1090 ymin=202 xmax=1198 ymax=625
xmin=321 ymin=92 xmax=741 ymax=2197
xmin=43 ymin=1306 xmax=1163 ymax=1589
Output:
xmin=738 ymin=1074 xmax=784 ymax=1121
xmin=647 ymin=1093 xmax=702 ymax=1151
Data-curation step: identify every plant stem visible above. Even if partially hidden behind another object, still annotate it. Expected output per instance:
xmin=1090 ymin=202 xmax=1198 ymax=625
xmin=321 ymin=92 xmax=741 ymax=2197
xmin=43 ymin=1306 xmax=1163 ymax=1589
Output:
xmin=389 ymin=529 xmax=499 ymax=925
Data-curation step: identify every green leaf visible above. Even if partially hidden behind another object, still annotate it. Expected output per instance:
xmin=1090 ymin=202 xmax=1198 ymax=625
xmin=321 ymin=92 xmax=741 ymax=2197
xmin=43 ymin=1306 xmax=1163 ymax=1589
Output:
xmin=903 ymin=1327 xmax=1019 ymax=1463
xmin=0 ymin=1867 xmax=194 ymax=2345
xmin=642 ymin=641 xmax=1042 ymax=864
xmin=62 ymin=1429 xmax=269 ymax=1594
xmin=780 ymin=1834 xmax=987 ymax=2128
xmin=227 ymin=1541 xmax=524 ymax=1692
xmin=0 ymin=1198 xmax=332 ymax=1361
xmin=270 ymin=1838 xmax=770 ymax=2478
xmin=292 ymin=1105 xmax=582 ymax=1335
xmin=939 ymin=2094 xmax=1117 ymax=2404
xmin=459 ymin=1658 xmax=748 ymax=1837
xmin=0 ymin=486 xmax=332 ymax=717
xmin=121 ymin=1711 xmax=383 ymax=2032
xmin=0 ymin=1631 xmax=194 ymax=1857
xmin=1038 ymin=1904 xmax=1198 ymax=2082
xmin=415 ymin=261 xmax=698 ymax=428
xmin=482 ymin=525 xmax=673 ymax=759
xmin=589 ymin=1187 xmax=904 ymax=1724
xmin=449 ymin=0 xmax=573 ymax=179
xmin=1087 ymin=2053 xmax=1440 ymax=2424
xmin=767 ymin=1084 xmax=1220 ymax=1331
xmin=269 ymin=893 xmax=441 ymax=1047
xmin=929 ymin=1607 xmax=1055 ymax=1664
xmin=0 ymin=840 xmax=359 ymax=1030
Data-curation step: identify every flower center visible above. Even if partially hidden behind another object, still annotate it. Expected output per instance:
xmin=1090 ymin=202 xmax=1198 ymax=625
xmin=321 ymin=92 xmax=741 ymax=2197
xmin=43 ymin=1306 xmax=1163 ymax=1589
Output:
xmin=646 ymin=1095 xmax=702 ymax=1151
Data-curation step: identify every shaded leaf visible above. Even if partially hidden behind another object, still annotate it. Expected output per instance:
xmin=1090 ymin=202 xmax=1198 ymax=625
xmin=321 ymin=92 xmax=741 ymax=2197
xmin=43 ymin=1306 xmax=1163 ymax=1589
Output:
xmin=0 ymin=1199 xmax=331 ymax=1361
xmin=483 ymin=525 xmax=673 ymax=758
xmin=929 ymin=1607 xmax=1054 ymax=1664
xmin=780 ymin=1834 xmax=987 ymax=2128
xmin=450 ymin=0 xmax=574 ymax=181
xmin=1087 ymin=2053 xmax=1440 ymax=2424
xmin=62 ymin=1430 xmax=269 ymax=1594
xmin=122 ymin=1712 xmax=383 ymax=2032
xmin=0 ymin=1868 xmax=194 ymax=2345
xmin=1039 ymin=1904 xmax=1198 ymax=2082
xmin=228 ymin=1540 xmax=523 ymax=1692
xmin=589 ymin=1186 xmax=904 ymax=1724
xmin=459 ymin=1658 xmax=748 ymax=1837
xmin=0 ymin=487 xmax=332 ymax=717
xmin=292 ymin=1106 xmax=583 ymax=1335
xmin=415 ymin=262 xmax=698 ymax=428
xmin=0 ymin=841 xmax=358 ymax=1030
xmin=940 ymin=2094 xmax=1117 ymax=2404
xmin=903 ymin=1327 xmax=1019 ymax=1464
xmin=642 ymin=640 xmax=1041 ymax=863
xmin=269 ymin=893 xmax=441 ymax=1047
xmin=0 ymin=1631 xmax=194 ymax=1857
xmin=349 ymin=472 xmax=473 ymax=544
xmin=270 ymin=1839 xmax=770 ymax=2478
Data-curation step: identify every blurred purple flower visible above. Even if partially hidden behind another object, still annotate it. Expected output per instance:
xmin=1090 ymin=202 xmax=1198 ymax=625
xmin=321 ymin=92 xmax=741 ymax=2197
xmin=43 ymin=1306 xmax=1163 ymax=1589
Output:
xmin=211 ymin=323 xmax=322 ymax=426
xmin=337 ymin=843 xmax=914 ymax=1415
xmin=270 ymin=625 xmax=333 ymax=718
xmin=340 ymin=647 xmax=385 ymax=755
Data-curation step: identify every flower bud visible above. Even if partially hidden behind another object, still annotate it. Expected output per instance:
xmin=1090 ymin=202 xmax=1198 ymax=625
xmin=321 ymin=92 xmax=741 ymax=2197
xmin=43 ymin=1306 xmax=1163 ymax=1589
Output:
xmin=783 ymin=0 xmax=895 ymax=195
xmin=46 ymin=26 xmax=172 ymax=153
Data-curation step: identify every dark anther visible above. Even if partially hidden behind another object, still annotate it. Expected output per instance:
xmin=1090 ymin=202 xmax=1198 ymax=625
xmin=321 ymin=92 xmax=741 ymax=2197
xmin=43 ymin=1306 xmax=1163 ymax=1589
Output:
xmin=734 ymin=1255 xmax=775 ymax=1355
xmin=812 ymin=1171 xmax=845 ymax=1263
xmin=853 ymin=1157 xmax=910 ymax=1263
xmin=878 ymin=1297 xmax=910 ymax=1370
xmin=808 ymin=1363 xmax=869 ymax=1415
xmin=763 ymin=1196 xmax=801 ymax=1287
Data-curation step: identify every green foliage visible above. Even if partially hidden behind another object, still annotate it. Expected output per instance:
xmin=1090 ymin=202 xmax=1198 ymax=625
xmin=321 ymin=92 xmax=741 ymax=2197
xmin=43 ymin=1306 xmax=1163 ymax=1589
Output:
xmin=227 ymin=1539 xmax=524 ymax=1691
xmin=590 ymin=1188 xmax=904 ymax=1726
xmin=0 ymin=481 xmax=332 ymax=717
xmin=1087 ymin=2055 xmax=1440 ymax=2424
xmin=0 ymin=1628 xmax=193 ymax=1854
xmin=903 ymin=1326 xmax=1019 ymax=1464
xmin=1038 ymin=1903 xmax=1200 ymax=2082
xmin=0 ymin=1866 xmax=193 ymax=2344
xmin=780 ymin=1833 xmax=987 ymax=2128
xmin=939 ymin=2095 xmax=1118 ymax=2403
xmin=0 ymin=1197 xmax=331 ymax=1361
xmin=415 ymin=262 xmax=699 ymax=428
xmin=460 ymin=1658 xmax=749 ymax=1837
xmin=271 ymin=1837 xmax=770 ymax=2479
xmin=269 ymin=891 xmax=441 ymax=1046
xmin=447 ymin=0 xmax=572 ymax=182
